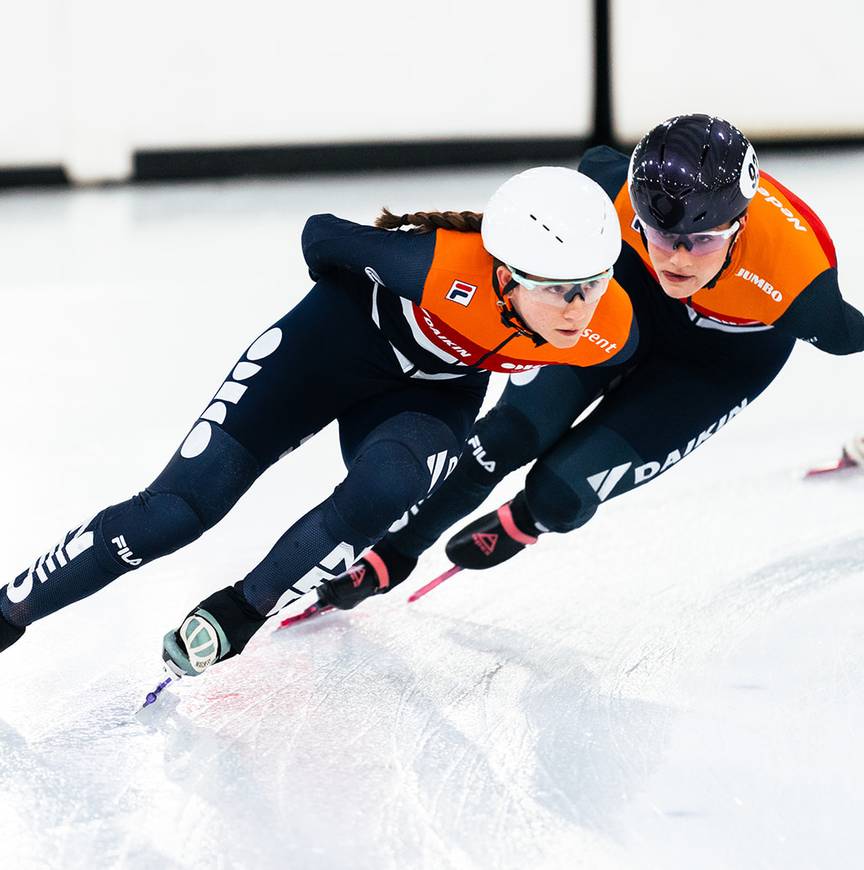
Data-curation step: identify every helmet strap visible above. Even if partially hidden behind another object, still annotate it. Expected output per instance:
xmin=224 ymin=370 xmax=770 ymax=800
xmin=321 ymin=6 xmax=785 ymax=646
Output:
xmin=703 ymin=224 xmax=743 ymax=290
xmin=492 ymin=268 xmax=547 ymax=347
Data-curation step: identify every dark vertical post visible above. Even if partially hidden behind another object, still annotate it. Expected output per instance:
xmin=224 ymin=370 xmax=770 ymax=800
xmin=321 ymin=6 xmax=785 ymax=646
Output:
xmin=589 ymin=0 xmax=615 ymax=149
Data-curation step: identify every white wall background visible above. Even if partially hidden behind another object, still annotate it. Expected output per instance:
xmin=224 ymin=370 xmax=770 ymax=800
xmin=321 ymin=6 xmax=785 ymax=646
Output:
xmin=2 ymin=0 xmax=862 ymax=183
xmin=0 ymin=0 xmax=593 ymax=182
xmin=612 ymin=0 xmax=864 ymax=142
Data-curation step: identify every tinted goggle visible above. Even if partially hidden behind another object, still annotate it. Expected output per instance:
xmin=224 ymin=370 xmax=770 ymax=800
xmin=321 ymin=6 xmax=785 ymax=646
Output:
xmin=638 ymin=219 xmax=740 ymax=255
xmin=508 ymin=266 xmax=614 ymax=307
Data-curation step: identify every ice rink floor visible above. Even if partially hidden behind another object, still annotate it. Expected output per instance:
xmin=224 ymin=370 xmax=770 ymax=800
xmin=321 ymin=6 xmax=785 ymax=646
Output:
xmin=1 ymin=151 xmax=863 ymax=870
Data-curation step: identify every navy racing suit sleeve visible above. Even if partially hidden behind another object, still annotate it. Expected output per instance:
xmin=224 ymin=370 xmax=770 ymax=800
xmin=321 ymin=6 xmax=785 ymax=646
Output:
xmin=772 ymin=269 xmax=864 ymax=355
xmin=301 ymin=214 xmax=437 ymax=305
xmin=578 ymin=145 xmax=629 ymax=201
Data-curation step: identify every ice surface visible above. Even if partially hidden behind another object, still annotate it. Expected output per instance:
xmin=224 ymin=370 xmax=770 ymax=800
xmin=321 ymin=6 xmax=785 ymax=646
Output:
xmin=1 ymin=153 xmax=863 ymax=870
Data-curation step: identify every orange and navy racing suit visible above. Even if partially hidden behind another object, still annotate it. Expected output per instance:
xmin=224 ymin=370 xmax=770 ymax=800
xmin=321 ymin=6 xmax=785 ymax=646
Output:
xmin=2 ymin=215 xmax=636 ymax=650
xmin=382 ymin=147 xmax=864 ymax=561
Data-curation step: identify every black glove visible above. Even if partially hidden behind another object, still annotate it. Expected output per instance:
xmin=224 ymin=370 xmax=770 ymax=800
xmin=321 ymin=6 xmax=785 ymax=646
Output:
xmin=317 ymin=538 xmax=418 ymax=610
xmin=444 ymin=495 xmax=539 ymax=570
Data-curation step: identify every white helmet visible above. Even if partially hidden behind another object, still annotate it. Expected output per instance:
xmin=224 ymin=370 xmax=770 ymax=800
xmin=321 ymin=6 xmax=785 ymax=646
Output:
xmin=481 ymin=167 xmax=621 ymax=280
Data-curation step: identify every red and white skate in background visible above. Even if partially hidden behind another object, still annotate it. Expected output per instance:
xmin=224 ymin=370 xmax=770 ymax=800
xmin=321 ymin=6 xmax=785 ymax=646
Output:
xmin=805 ymin=434 xmax=864 ymax=478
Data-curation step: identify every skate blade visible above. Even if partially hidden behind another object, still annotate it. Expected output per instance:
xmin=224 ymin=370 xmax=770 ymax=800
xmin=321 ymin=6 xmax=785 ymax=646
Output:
xmin=277 ymin=603 xmax=334 ymax=631
xmin=408 ymin=565 xmax=462 ymax=603
xmin=804 ymin=451 xmax=860 ymax=478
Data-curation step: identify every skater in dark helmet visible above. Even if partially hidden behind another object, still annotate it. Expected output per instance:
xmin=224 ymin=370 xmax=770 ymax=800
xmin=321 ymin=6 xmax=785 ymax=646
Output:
xmin=1 ymin=167 xmax=638 ymax=677
xmin=315 ymin=114 xmax=864 ymax=611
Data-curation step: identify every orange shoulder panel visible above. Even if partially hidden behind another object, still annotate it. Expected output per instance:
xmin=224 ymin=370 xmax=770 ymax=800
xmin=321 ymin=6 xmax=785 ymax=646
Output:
xmin=418 ymin=230 xmax=634 ymax=371
xmin=692 ymin=173 xmax=837 ymax=324
xmin=419 ymin=229 xmax=514 ymax=353
xmin=614 ymin=173 xmax=836 ymax=326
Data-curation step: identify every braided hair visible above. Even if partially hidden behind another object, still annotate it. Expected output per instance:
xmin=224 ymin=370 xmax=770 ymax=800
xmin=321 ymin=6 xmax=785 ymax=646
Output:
xmin=376 ymin=207 xmax=544 ymax=345
xmin=375 ymin=207 xmax=483 ymax=234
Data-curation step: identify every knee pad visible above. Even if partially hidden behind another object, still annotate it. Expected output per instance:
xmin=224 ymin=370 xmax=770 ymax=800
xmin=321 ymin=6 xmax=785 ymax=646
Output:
xmin=99 ymin=424 xmax=261 ymax=569
xmin=3 ymin=490 xmax=206 ymax=627
xmin=99 ymin=490 xmax=206 ymax=568
xmin=331 ymin=412 xmax=460 ymax=541
xmin=3 ymin=426 xmax=258 ymax=627
xmin=150 ymin=424 xmax=260 ymax=529
xmin=460 ymin=405 xmax=540 ymax=485
xmin=524 ymin=462 xmax=598 ymax=533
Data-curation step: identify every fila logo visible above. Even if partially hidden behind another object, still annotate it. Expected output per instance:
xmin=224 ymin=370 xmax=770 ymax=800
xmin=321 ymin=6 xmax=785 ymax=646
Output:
xmin=112 ymin=535 xmax=143 ymax=566
xmin=467 ymin=435 xmax=496 ymax=473
xmin=446 ymin=280 xmax=477 ymax=306
xmin=587 ymin=399 xmax=749 ymax=501
xmin=473 ymin=532 xmax=498 ymax=556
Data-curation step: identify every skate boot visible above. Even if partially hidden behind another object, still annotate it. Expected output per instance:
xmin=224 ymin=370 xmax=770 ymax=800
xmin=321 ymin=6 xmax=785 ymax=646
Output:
xmin=316 ymin=538 xmax=418 ymax=611
xmin=162 ymin=585 xmax=266 ymax=677
xmin=445 ymin=497 xmax=538 ymax=570
xmin=843 ymin=434 xmax=864 ymax=467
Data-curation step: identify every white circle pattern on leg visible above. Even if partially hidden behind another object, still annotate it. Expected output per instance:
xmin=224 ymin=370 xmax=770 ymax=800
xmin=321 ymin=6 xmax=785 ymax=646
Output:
xmin=201 ymin=402 xmax=228 ymax=425
xmin=180 ymin=326 xmax=281 ymax=460
xmin=181 ymin=421 xmax=213 ymax=459
xmin=246 ymin=328 xmax=283 ymax=361
xmin=232 ymin=362 xmax=262 ymax=381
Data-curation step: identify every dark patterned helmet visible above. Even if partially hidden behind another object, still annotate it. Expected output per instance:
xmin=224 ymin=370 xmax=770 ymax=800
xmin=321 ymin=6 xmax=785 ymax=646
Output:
xmin=628 ymin=114 xmax=759 ymax=233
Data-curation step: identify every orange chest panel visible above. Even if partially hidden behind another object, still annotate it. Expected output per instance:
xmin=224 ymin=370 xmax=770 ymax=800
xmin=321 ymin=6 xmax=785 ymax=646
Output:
xmin=614 ymin=172 xmax=836 ymax=325
xmin=416 ymin=230 xmax=634 ymax=372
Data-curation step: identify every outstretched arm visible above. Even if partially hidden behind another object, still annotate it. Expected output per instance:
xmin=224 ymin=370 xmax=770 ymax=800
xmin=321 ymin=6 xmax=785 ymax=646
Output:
xmin=774 ymin=269 xmax=864 ymax=355
xmin=301 ymin=213 xmax=437 ymax=304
